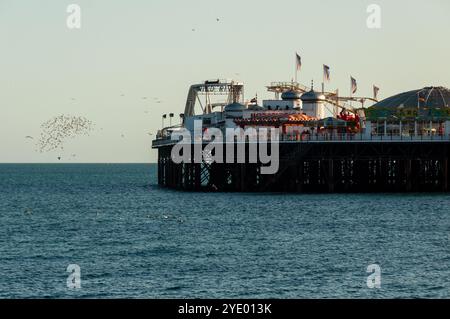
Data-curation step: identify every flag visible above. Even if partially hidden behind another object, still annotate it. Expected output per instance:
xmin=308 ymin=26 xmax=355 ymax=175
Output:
xmin=296 ymin=53 xmax=302 ymax=71
xmin=323 ymin=65 xmax=330 ymax=82
xmin=351 ymin=76 xmax=357 ymax=94
xmin=373 ymin=85 xmax=380 ymax=100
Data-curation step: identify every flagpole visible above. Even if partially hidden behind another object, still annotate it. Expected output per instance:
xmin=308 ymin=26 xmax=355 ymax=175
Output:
xmin=322 ymin=65 xmax=325 ymax=93
xmin=295 ymin=53 xmax=298 ymax=83
xmin=350 ymin=77 xmax=352 ymax=109
xmin=335 ymin=89 xmax=339 ymax=118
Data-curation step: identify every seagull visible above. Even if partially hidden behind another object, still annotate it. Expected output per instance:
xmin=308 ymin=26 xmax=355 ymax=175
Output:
xmin=216 ymin=18 xmax=220 ymax=22
xmin=25 ymin=136 xmax=34 ymax=139
xmin=121 ymin=134 xmax=125 ymax=138
xmin=192 ymin=28 xmax=195 ymax=32
xmin=142 ymin=97 xmax=148 ymax=100
xmin=57 ymin=157 xmax=61 ymax=160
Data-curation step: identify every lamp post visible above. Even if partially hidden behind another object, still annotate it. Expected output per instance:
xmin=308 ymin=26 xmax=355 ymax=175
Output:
xmin=162 ymin=114 xmax=167 ymax=129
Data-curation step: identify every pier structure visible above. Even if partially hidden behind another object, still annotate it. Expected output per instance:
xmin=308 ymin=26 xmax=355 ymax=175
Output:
xmin=154 ymin=136 xmax=450 ymax=193
xmin=153 ymin=80 xmax=450 ymax=193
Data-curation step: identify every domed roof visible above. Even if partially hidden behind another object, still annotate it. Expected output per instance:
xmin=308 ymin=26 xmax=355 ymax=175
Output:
xmin=300 ymin=89 xmax=325 ymax=102
xmin=224 ymin=102 xmax=245 ymax=112
xmin=372 ymin=86 xmax=450 ymax=109
xmin=281 ymin=90 xmax=302 ymax=100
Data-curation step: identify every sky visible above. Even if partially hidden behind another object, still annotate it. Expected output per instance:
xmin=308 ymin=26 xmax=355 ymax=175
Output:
xmin=0 ymin=0 xmax=449 ymax=163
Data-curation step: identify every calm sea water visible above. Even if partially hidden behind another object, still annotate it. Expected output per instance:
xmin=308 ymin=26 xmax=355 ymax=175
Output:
xmin=0 ymin=164 xmax=449 ymax=298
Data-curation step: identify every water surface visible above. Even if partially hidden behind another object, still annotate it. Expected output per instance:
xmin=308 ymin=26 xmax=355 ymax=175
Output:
xmin=0 ymin=164 xmax=449 ymax=298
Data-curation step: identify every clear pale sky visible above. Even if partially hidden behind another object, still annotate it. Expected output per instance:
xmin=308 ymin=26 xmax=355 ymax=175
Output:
xmin=1 ymin=0 xmax=449 ymax=163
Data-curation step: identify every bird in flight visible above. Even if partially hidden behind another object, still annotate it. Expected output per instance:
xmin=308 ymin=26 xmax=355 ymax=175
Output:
xmin=25 ymin=136 xmax=34 ymax=139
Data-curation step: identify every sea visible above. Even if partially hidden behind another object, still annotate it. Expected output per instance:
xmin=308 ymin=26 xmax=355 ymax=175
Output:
xmin=0 ymin=164 xmax=449 ymax=298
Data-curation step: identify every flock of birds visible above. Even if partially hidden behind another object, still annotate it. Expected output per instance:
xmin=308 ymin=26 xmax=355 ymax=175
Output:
xmin=35 ymin=115 xmax=94 ymax=154
xmin=25 ymin=92 xmax=160 ymax=160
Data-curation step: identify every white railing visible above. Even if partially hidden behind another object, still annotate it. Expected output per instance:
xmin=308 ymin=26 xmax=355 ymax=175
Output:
xmin=279 ymin=133 xmax=450 ymax=142
xmin=153 ymin=132 xmax=450 ymax=147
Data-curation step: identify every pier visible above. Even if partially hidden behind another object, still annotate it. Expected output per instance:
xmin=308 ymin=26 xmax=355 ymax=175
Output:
xmin=155 ymin=138 xmax=450 ymax=193
xmin=152 ymin=80 xmax=450 ymax=193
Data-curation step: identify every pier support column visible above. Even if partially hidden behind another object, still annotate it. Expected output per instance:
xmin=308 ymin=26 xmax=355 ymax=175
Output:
xmin=157 ymin=156 xmax=162 ymax=185
xmin=327 ymin=159 xmax=334 ymax=192
xmin=357 ymin=160 xmax=369 ymax=192
xmin=194 ymin=164 xmax=201 ymax=190
xmin=296 ymin=161 xmax=304 ymax=193
xmin=406 ymin=159 xmax=412 ymax=192
xmin=444 ymin=158 xmax=448 ymax=192
xmin=189 ymin=163 xmax=195 ymax=190
xmin=240 ymin=164 xmax=246 ymax=192
xmin=379 ymin=159 xmax=387 ymax=192
xmin=310 ymin=161 xmax=320 ymax=192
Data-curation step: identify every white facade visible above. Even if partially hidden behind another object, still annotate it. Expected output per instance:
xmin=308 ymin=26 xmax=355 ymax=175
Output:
xmin=302 ymin=101 xmax=326 ymax=119
xmin=184 ymin=112 xmax=224 ymax=131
